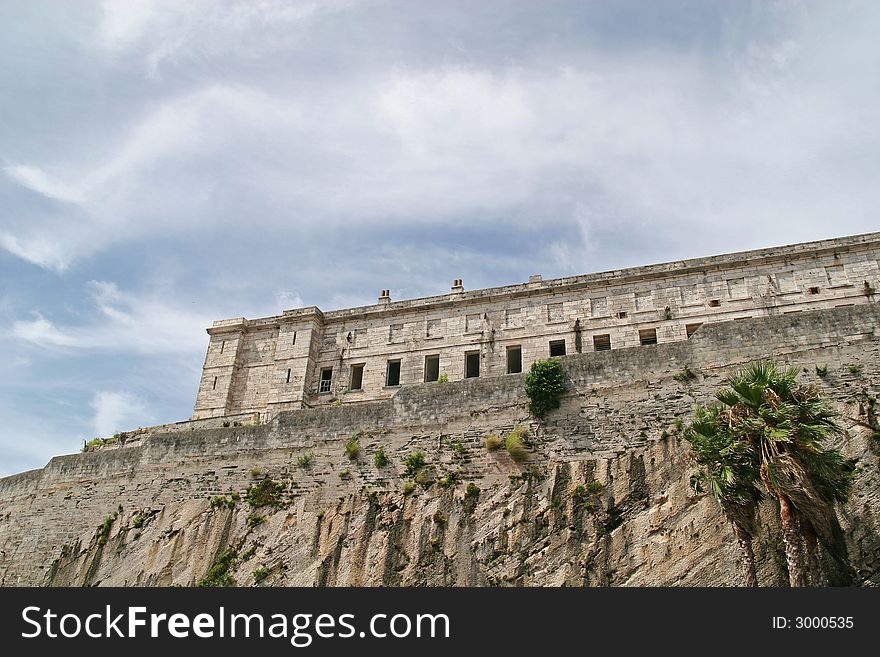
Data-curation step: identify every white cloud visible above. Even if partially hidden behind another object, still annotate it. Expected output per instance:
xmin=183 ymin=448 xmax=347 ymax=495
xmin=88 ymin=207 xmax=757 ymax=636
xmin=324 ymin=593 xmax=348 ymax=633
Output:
xmin=10 ymin=281 xmax=213 ymax=354
xmin=90 ymin=391 xmax=152 ymax=438
xmin=3 ymin=164 xmax=87 ymax=203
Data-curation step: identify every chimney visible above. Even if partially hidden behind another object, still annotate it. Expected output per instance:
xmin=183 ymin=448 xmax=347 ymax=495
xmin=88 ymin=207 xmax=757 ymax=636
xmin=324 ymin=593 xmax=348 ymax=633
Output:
xmin=451 ymin=278 xmax=464 ymax=294
xmin=378 ymin=289 xmax=391 ymax=304
xmin=528 ymin=274 xmax=543 ymax=284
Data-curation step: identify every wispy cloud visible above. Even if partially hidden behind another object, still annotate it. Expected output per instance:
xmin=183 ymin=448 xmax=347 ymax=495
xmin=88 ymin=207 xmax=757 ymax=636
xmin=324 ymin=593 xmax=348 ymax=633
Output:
xmin=90 ymin=390 xmax=153 ymax=438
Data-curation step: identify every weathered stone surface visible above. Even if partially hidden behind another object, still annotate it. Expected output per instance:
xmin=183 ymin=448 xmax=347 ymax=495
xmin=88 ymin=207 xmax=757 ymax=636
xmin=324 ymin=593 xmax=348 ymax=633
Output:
xmin=1 ymin=304 xmax=878 ymax=586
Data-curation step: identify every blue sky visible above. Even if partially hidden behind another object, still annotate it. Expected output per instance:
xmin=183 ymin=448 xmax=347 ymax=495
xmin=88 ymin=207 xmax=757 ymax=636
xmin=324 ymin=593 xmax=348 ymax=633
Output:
xmin=2 ymin=0 xmax=879 ymax=477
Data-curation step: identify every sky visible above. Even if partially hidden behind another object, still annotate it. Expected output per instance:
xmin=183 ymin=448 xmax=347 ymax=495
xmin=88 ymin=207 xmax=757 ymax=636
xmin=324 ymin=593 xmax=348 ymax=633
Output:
xmin=1 ymin=0 xmax=879 ymax=477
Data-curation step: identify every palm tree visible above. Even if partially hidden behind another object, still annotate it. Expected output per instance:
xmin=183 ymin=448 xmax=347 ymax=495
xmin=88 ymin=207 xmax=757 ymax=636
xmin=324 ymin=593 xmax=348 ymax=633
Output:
xmin=685 ymin=405 xmax=763 ymax=586
xmin=713 ymin=362 xmax=856 ymax=587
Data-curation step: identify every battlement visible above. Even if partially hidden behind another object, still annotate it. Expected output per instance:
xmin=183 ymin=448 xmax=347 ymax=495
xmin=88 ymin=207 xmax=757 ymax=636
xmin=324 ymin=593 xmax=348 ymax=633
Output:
xmin=192 ymin=232 xmax=880 ymax=420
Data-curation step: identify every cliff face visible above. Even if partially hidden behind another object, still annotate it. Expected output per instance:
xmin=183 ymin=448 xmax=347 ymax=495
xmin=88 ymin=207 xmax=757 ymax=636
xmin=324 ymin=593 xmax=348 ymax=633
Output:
xmin=2 ymin=305 xmax=879 ymax=587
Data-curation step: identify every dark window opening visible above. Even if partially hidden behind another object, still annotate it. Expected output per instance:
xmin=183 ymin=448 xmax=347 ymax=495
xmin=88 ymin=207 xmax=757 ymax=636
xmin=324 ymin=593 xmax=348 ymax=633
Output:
xmin=349 ymin=364 xmax=364 ymax=390
xmin=386 ymin=360 xmax=401 ymax=387
xmin=319 ymin=368 xmax=332 ymax=393
xmin=708 ymin=299 xmax=721 ymax=307
xmin=286 ymin=368 xmax=291 ymax=384
xmin=549 ymin=339 xmax=566 ymax=357
xmin=212 ymin=376 xmax=217 ymax=390
xmin=506 ymin=346 xmax=522 ymax=374
xmin=686 ymin=323 xmax=703 ymax=338
xmin=424 ymin=355 xmax=440 ymax=382
xmin=292 ymin=331 xmax=297 ymax=345
xmin=465 ymin=351 xmax=480 ymax=378
xmin=639 ymin=328 xmax=658 ymax=346
xmin=593 ymin=334 xmax=611 ymax=351
xmin=808 ymin=286 xmax=820 ymax=295
xmin=616 ymin=311 xmax=628 ymax=319
xmin=220 ymin=340 xmax=225 ymax=354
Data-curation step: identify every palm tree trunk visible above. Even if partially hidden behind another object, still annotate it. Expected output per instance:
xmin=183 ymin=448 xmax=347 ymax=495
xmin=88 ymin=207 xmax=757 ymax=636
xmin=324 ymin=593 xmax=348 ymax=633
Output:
xmin=779 ymin=495 xmax=808 ymax=587
xmin=801 ymin=524 xmax=826 ymax=586
xmin=732 ymin=523 xmax=758 ymax=587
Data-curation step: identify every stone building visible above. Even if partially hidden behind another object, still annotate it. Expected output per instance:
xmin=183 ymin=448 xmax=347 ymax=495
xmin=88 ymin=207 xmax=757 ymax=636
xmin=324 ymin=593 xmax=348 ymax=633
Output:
xmin=192 ymin=231 xmax=880 ymax=420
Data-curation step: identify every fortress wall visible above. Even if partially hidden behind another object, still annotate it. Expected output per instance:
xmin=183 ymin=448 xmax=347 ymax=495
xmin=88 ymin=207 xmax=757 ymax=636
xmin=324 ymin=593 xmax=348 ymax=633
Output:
xmin=193 ymin=233 xmax=880 ymax=418
xmin=0 ymin=304 xmax=878 ymax=585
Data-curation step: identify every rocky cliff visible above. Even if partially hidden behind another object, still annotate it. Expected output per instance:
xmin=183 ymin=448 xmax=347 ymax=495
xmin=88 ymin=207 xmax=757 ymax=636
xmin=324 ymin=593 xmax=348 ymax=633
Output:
xmin=1 ymin=304 xmax=878 ymax=587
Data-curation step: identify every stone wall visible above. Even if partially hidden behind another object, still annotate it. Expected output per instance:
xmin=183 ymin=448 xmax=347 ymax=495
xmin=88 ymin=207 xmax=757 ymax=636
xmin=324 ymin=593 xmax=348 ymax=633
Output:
xmin=0 ymin=303 xmax=878 ymax=586
xmin=192 ymin=232 xmax=879 ymax=420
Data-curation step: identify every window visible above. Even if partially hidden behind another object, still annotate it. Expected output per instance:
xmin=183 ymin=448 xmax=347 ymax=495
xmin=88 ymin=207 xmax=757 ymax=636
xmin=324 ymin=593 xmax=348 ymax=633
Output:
xmin=549 ymin=339 xmax=566 ymax=357
xmin=386 ymin=360 xmax=401 ymax=387
xmin=465 ymin=351 xmax=480 ymax=378
xmin=593 ymin=334 xmax=611 ymax=351
xmin=591 ymin=297 xmax=608 ymax=317
xmin=426 ymin=319 xmax=441 ymax=338
xmin=466 ymin=313 xmax=481 ymax=332
xmin=424 ymin=355 xmax=440 ymax=382
xmin=616 ymin=311 xmax=628 ymax=319
xmin=547 ymin=302 xmax=564 ymax=323
xmin=212 ymin=376 xmax=218 ymax=390
xmin=708 ymin=299 xmax=721 ymax=308
xmin=685 ymin=323 xmax=702 ymax=338
xmin=219 ymin=340 xmax=225 ymax=354
xmin=389 ymin=324 xmax=404 ymax=343
xmin=825 ymin=265 xmax=848 ymax=286
xmin=291 ymin=331 xmax=297 ymax=345
xmin=506 ymin=346 xmax=522 ymax=374
xmin=505 ymin=308 xmax=522 ymax=327
xmin=349 ymin=364 xmax=364 ymax=390
xmin=808 ymin=286 xmax=820 ymax=295
xmin=635 ymin=292 xmax=652 ymax=311
xmin=319 ymin=368 xmax=332 ymax=393
xmin=639 ymin=328 xmax=658 ymax=345
xmin=286 ymin=368 xmax=291 ymax=384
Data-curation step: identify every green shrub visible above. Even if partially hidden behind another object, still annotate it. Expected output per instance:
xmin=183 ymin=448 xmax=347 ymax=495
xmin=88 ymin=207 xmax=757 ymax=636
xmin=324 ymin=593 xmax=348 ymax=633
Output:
xmin=524 ymin=359 xmax=567 ymax=418
xmin=465 ymin=483 xmax=480 ymax=499
xmin=297 ymin=453 xmax=314 ymax=468
xmin=253 ymin=566 xmax=270 ymax=583
xmin=247 ymin=513 xmax=266 ymax=527
xmin=331 ymin=399 xmax=343 ymax=407
xmin=505 ymin=426 xmax=529 ymax=462
xmin=210 ymin=495 xmax=237 ymax=510
xmin=245 ymin=477 xmax=285 ymax=508
xmin=673 ymin=363 xmax=697 ymax=382
xmin=847 ymin=364 xmax=862 ymax=375
xmin=403 ymin=451 xmax=427 ymax=477
xmin=432 ymin=511 xmax=446 ymax=525
xmin=402 ymin=481 xmax=416 ymax=496
xmin=198 ymin=547 xmax=237 ymax=587
xmin=414 ymin=467 xmax=435 ymax=487
xmin=345 ymin=434 xmax=361 ymax=460
xmin=450 ymin=440 xmax=465 ymax=457
xmin=374 ymin=446 xmax=389 ymax=468
xmin=815 ymin=364 xmax=828 ymax=378
xmin=339 ymin=469 xmax=351 ymax=480
xmin=437 ymin=374 xmax=449 ymax=383
xmin=439 ymin=471 xmax=458 ymax=488
xmin=95 ymin=511 xmax=118 ymax=546
xmin=484 ymin=434 xmax=503 ymax=451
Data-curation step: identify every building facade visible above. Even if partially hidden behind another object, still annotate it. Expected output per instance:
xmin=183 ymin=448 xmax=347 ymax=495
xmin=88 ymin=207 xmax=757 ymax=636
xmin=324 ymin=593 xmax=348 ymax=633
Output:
xmin=192 ymin=232 xmax=880 ymax=420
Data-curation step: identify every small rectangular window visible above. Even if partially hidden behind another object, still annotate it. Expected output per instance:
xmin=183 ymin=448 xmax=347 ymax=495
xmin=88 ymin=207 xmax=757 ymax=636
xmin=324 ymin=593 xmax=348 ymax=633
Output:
xmin=708 ymin=299 xmax=721 ymax=308
xmin=808 ymin=286 xmax=820 ymax=295
xmin=685 ymin=323 xmax=702 ymax=338
xmin=465 ymin=351 xmax=480 ymax=378
xmin=292 ymin=331 xmax=297 ymax=345
xmin=639 ymin=328 xmax=658 ymax=345
xmin=506 ymin=345 xmax=522 ymax=374
xmin=549 ymin=339 xmax=566 ymax=357
xmin=349 ymin=364 xmax=364 ymax=390
xmin=547 ymin=302 xmax=564 ymax=323
xmin=212 ymin=376 xmax=218 ymax=390
xmin=424 ymin=355 xmax=440 ymax=382
xmin=286 ymin=368 xmax=291 ymax=384
xmin=219 ymin=340 xmax=225 ymax=354
xmin=386 ymin=360 xmax=401 ymax=387
xmin=593 ymin=334 xmax=611 ymax=351
xmin=616 ymin=311 xmax=628 ymax=319
xmin=319 ymin=368 xmax=332 ymax=393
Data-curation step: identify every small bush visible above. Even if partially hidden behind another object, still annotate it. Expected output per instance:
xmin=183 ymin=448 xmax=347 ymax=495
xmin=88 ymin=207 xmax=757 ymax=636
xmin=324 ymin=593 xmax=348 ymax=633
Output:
xmin=414 ymin=467 xmax=435 ymax=487
xmin=437 ymin=374 xmax=449 ymax=383
xmin=132 ymin=514 xmax=145 ymax=529
xmin=432 ymin=511 xmax=446 ymax=525
xmin=253 ymin=566 xmax=270 ymax=583
xmin=847 ymin=364 xmax=863 ymax=375
xmin=198 ymin=547 xmax=237 ymax=587
xmin=247 ymin=513 xmax=266 ymax=527
xmin=484 ymin=434 xmax=503 ymax=451
xmin=465 ymin=483 xmax=480 ymax=499
xmin=402 ymin=481 xmax=416 ymax=496
xmin=297 ymin=454 xmax=314 ymax=468
xmin=245 ymin=477 xmax=285 ymax=508
xmin=95 ymin=511 xmax=118 ymax=546
xmin=374 ymin=446 xmax=389 ymax=468
xmin=815 ymin=364 xmax=828 ymax=378
xmin=339 ymin=469 xmax=351 ymax=480
xmin=524 ymin=359 xmax=567 ymax=418
xmin=210 ymin=495 xmax=237 ymax=510
xmin=250 ymin=468 xmax=262 ymax=478
xmin=403 ymin=451 xmax=427 ymax=477
xmin=450 ymin=440 xmax=465 ymax=457
xmin=331 ymin=399 xmax=343 ymax=407
xmin=345 ymin=434 xmax=361 ymax=460
xmin=673 ymin=363 xmax=697 ymax=382
xmin=505 ymin=426 xmax=530 ymax=462
xmin=439 ymin=471 xmax=458 ymax=488
xmin=586 ymin=480 xmax=604 ymax=495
